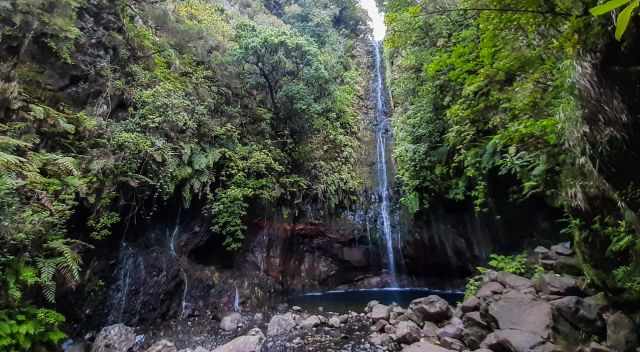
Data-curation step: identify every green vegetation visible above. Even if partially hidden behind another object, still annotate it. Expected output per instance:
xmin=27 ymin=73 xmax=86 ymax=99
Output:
xmin=464 ymin=253 xmax=543 ymax=298
xmin=383 ymin=0 xmax=640 ymax=301
xmin=0 ymin=0 xmax=369 ymax=346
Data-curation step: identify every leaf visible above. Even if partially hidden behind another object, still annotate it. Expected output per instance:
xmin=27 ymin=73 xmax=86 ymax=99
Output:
xmin=590 ymin=0 xmax=632 ymax=16
xmin=615 ymin=0 xmax=639 ymax=40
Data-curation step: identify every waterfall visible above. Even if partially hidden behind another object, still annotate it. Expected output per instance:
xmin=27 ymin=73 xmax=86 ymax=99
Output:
xmin=233 ymin=286 xmax=241 ymax=312
xmin=166 ymin=213 xmax=190 ymax=319
xmin=110 ymin=243 xmax=134 ymax=323
xmin=373 ymin=40 xmax=398 ymax=287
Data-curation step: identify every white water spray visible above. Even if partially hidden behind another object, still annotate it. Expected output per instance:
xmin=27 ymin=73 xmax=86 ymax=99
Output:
xmin=373 ymin=40 xmax=398 ymax=287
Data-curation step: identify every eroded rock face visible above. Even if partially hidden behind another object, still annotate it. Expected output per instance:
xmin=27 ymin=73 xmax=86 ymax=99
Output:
xmin=91 ymin=324 xmax=135 ymax=352
xmin=212 ymin=328 xmax=265 ymax=352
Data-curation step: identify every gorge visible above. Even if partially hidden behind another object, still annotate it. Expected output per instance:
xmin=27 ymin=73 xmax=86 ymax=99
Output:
xmin=1 ymin=0 xmax=640 ymax=352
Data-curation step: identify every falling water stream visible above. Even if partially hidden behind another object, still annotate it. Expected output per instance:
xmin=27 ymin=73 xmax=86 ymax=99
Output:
xmin=373 ymin=40 xmax=398 ymax=287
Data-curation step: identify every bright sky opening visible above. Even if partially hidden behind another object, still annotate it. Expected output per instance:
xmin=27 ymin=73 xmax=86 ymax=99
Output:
xmin=358 ymin=0 xmax=386 ymax=40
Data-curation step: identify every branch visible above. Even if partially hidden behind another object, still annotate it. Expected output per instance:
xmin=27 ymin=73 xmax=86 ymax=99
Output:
xmin=418 ymin=7 xmax=576 ymax=18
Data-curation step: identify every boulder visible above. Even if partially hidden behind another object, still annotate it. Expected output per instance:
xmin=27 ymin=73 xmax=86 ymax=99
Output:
xmin=440 ymin=337 xmax=465 ymax=351
xmin=481 ymin=329 xmax=546 ymax=352
xmin=551 ymin=296 xmax=606 ymax=343
xmin=91 ymin=324 xmax=136 ymax=352
xmin=606 ymin=312 xmax=639 ymax=352
xmin=497 ymin=272 xmax=534 ymax=291
xmin=422 ymin=321 xmax=439 ymax=339
xmin=394 ymin=321 xmax=421 ymax=344
xmin=488 ymin=291 xmax=552 ymax=338
xmin=462 ymin=312 xmax=490 ymax=349
xmin=402 ymin=341 xmax=456 ymax=352
xmin=535 ymin=274 xmax=580 ymax=296
xmin=267 ymin=313 xmax=296 ymax=336
xmin=212 ymin=328 xmax=265 ymax=352
xmin=399 ymin=311 xmax=422 ymax=325
xmin=476 ymin=282 xmax=505 ymax=298
xmin=371 ymin=319 xmax=389 ymax=332
xmin=145 ymin=340 xmax=177 ymax=352
xmin=178 ymin=348 xmax=208 ymax=352
xmin=461 ymin=297 xmax=480 ymax=313
xmin=409 ymin=296 xmax=452 ymax=323
xmin=554 ymin=256 xmax=583 ymax=276
xmin=369 ymin=304 xmax=391 ymax=321
xmin=299 ymin=315 xmax=321 ymax=329
xmin=533 ymin=343 xmax=564 ymax=352
xmin=534 ymin=246 xmax=551 ymax=258
xmin=437 ymin=318 xmax=464 ymax=340
xmin=220 ymin=313 xmax=242 ymax=331
xmin=551 ymin=242 xmax=573 ymax=256
xmin=329 ymin=316 xmax=341 ymax=328
xmin=367 ymin=300 xmax=380 ymax=312
xmin=369 ymin=333 xmax=392 ymax=346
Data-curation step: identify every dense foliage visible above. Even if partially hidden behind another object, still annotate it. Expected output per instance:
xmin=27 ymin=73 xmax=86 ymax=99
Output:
xmin=0 ymin=0 xmax=370 ymax=347
xmin=383 ymin=0 xmax=640 ymax=301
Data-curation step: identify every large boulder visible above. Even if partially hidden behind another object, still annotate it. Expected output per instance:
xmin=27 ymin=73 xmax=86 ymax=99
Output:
xmin=267 ymin=313 xmax=296 ymax=336
xmin=535 ymin=274 xmax=580 ymax=296
xmin=145 ymin=340 xmax=177 ymax=352
xmin=394 ymin=321 xmax=421 ymax=344
xmin=422 ymin=321 xmax=439 ymax=340
xmin=551 ymin=295 xmax=607 ymax=344
xmin=409 ymin=296 xmax=452 ymax=323
xmin=606 ymin=312 xmax=639 ymax=352
xmin=462 ymin=312 xmax=490 ymax=349
xmin=497 ymin=272 xmax=534 ymax=291
xmin=461 ymin=297 xmax=480 ymax=313
xmin=488 ymin=291 xmax=552 ymax=338
xmin=220 ymin=313 xmax=242 ymax=331
xmin=402 ymin=341 xmax=456 ymax=352
xmin=369 ymin=304 xmax=391 ymax=321
xmin=437 ymin=318 xmax=464 ymax=340
xmin=212 ymin=328 xmax=265 ymax=352
xmin=91 ymin=324 xmax=136 ymax=352
xmin=476 ymin=282 xmax=505 ymax=298
xmin=480 ymin=329 xmax=546 ymax=352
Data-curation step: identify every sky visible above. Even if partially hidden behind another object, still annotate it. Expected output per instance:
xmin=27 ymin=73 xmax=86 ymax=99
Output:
xmin=358 ymin=0 xmax=386 ymax=40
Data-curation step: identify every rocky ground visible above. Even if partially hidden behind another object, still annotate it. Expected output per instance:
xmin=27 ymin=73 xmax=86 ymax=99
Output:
xmin=69 ymin=244 xmax=640 ymax=352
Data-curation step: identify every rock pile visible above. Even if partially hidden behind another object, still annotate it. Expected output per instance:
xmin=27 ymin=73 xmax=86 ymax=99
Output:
xmin=365 ymin=243 xmax=639 ymax=352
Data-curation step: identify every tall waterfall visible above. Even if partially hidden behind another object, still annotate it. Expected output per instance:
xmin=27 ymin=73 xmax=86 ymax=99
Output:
xmin=373 ymin=40 xmax=398 ymax=286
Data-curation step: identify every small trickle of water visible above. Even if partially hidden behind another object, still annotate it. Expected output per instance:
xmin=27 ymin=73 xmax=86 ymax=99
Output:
xmin=233 ymin=286 xmax=241 ymax=312
xmin=109 ymin=243 xmax=134 ymax=324
xmin=180 ymin=268 xmax=189 ymax=319
xmin=373 ymin=40 xmax=398 ymax=287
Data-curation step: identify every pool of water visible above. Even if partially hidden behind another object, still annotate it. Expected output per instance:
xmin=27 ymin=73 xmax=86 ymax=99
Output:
xmin=288 ymin=288 xmax=464 ymax=313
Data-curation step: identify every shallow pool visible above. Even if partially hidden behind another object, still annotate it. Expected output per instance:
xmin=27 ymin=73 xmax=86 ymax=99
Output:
xmin=288 ymin=288 xmax=464 ymax=313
